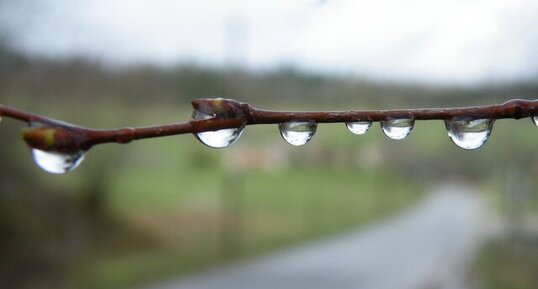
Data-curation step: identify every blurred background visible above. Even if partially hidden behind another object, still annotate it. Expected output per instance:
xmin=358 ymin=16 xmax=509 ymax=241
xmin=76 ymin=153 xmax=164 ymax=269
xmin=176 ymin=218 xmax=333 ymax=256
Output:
xmin=1 ymin=0 xmax=538 ymax=288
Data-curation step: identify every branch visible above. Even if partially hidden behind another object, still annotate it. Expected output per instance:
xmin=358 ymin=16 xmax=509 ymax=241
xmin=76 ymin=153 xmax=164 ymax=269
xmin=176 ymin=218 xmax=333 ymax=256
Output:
xmin=1 ymin=98 xmax=537 ymax=154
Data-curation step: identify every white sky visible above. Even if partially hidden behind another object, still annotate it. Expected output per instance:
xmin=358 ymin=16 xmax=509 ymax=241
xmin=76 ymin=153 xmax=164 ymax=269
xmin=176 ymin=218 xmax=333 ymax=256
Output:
xmin=2 ymin=0 xmax=538 ymax=85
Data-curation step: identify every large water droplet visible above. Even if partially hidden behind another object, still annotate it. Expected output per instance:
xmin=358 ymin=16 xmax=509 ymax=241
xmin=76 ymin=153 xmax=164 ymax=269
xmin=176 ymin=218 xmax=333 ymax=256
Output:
xmin=195 ymin=129 xmax=243 ymax=148
xmin=445 ymin=118 xmax=493 ymax=150
xmin=346 ymin=121 xmax=372 ymax=135
xmin=279 ymin=122 xmax=317 ymax=146
xmin=192 ymin=109 xmax=244 ymax=148
xmin=381 ymin=118 xmax=414 ymax=140
xmin=532 ymin=116 xmax=538 ymax=127
xmin=32 ymin=149 xmax=85 ymax=174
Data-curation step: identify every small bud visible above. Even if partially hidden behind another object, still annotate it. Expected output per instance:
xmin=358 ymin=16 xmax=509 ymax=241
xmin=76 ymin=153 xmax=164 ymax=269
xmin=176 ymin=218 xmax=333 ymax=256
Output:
xmin=191 ymin=98 xmax=249 ymax=120
xmin=22 ymin=126 xmax=84 ymax=154
xmin=190 ymin=98 xmax=250 ymax=136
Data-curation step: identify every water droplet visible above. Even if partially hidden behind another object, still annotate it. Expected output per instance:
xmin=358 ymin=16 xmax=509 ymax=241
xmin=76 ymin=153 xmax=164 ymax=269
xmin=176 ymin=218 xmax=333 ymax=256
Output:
xmin=381 ymin=118 xmax=414 ymax=140
xmin=32 ymin=149 xmax=85 ymax=174
xmin=532 ymin=116 xmax=538 ymax=127
xmin=346 ymin=121 xmax=372 ymax=135
xmin=279 ymin=122 xmax=317 ymax=146
xmin=445 ymin=118 xmax=493 ymax=150
xmin=195 ymin=129 xmax=244 ymax=148
xmin=192 ymin=109 xmax=244 ymax=148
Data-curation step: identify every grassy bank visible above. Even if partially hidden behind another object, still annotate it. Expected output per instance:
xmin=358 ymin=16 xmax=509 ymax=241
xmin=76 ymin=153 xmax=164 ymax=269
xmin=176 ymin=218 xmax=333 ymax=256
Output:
xmin=471 ymin=237 xmax=538 ymax=289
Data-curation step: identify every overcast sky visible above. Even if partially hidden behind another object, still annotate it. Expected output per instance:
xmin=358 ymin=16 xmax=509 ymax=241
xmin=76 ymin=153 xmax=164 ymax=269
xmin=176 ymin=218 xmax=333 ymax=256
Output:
xmin=2 ymin=0 xmax=538 ymax=85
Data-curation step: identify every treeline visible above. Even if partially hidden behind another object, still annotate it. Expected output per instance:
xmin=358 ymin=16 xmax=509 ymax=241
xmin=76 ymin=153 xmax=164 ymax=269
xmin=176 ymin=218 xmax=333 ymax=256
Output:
xmin=2 ymin=45 xmax=537 ymax=108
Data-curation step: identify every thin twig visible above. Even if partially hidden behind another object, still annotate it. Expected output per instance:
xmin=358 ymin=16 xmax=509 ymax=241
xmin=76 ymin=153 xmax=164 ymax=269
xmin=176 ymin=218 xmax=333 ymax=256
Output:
xmin=1 ymin=98 xmax=537 ymax=153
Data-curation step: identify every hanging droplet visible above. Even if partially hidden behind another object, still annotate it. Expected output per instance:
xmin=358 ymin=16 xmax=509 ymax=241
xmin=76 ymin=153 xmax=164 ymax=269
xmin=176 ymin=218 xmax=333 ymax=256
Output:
xmin=445 ymin=118 xmax=493 ymax=150
xmin=279 ymin=121 xmax=317 ymax=146
xmin=532 ymin=116 xmax=538 ymax=127
xmin=346 ymin=121 xmax=372 ymax=135
xmin=381 ymin=118 xmax=414 ymax=140
xmin=32 ymin=149 xmax=85 ymax=174
xmin=195 ymin=129 xmax=244 ymax=148
xmin=192 ymin=108 xmax=244 ymax=148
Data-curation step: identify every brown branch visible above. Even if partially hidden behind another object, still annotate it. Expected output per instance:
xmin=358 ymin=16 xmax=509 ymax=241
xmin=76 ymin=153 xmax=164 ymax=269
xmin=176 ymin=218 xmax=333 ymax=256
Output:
xmin=1 ymin=98 xmax=537 ymax=153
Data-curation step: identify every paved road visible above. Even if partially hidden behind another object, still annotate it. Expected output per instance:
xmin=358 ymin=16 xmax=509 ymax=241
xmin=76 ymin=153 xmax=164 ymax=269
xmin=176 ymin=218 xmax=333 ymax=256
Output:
xmin=144 ymin=184 xmax=488 ymax=289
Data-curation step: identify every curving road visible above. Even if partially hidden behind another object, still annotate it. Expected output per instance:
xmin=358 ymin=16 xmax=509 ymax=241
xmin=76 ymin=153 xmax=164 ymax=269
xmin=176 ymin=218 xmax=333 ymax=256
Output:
xmin=144 ymin=184 xmax=488 ymax=289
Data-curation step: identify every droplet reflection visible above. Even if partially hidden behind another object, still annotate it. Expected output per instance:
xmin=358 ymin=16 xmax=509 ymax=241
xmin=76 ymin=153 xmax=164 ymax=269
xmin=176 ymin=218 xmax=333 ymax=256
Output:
xmin=346 ymin=121 xmax=372 ymax=135
xmin=32 ymin=149 xmax=85 ymax=174
xmin=445 ymin=118 xmax=493 ymax=150
xmin=279 ymin=122 xmax=317 ymax=146
xmin=381 ymin=118 xmax=414 ymax=140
